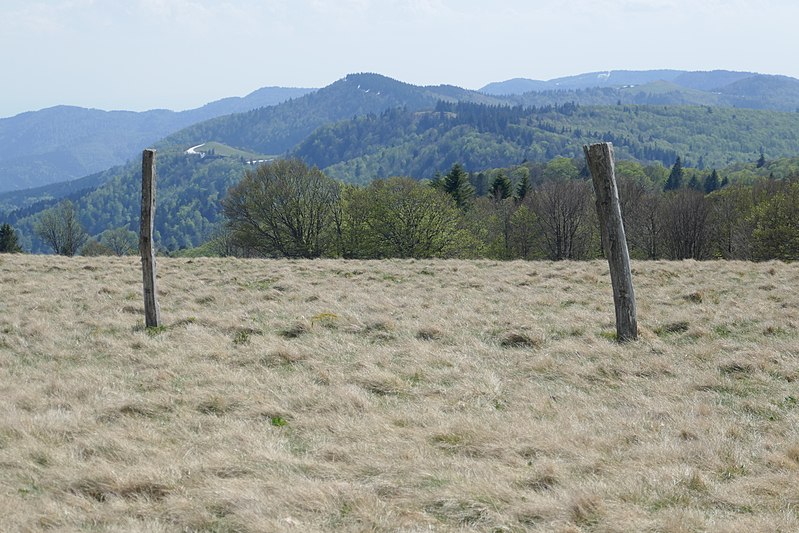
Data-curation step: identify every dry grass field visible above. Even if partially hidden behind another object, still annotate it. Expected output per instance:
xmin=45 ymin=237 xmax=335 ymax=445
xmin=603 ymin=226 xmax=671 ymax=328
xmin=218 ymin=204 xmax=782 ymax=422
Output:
xmin=1 ymin=254 xmax=798 ymax=532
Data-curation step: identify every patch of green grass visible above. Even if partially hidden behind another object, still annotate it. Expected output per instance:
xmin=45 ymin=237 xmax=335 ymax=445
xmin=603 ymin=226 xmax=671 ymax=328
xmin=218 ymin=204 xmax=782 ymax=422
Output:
xmin=599 ymin=330 xmax=617 ymax=342
xmin=145 ymin=325 xmax=168 ymax=336
xmin=17 ymin=480 xmax=42 ymax=497
xmin=270 ymin=416 xmax=288 ymax=427
xmin=713 ymin=324 xmax=733 ymax=337
xmin=654 ymin=321 xmax=690 ymax=336
xmin=232 ymin=327 xmax=260 ymax=345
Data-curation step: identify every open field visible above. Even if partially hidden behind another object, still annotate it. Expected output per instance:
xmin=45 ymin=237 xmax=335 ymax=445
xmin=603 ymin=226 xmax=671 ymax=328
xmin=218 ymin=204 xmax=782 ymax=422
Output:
xmin=1 ymin=255 xmax=798 ymax=532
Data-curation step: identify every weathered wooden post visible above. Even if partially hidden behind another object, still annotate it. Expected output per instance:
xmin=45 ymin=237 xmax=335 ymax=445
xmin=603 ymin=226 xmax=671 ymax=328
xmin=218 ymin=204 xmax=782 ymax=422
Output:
xmin=140 ymin=149 xmax=162 ymax=328
xmin=583 ymin=142 xmax=638 ymax=342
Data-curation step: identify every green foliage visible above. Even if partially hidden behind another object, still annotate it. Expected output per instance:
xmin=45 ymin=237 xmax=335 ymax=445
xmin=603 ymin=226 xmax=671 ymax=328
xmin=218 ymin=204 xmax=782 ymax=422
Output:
xmin=515 ymin=174 xmax=531 ymax=201
xmin=100 ymin=227 xmax=138 ymax=256
xmin=0 ymin=223 xmax=22 ymax=253
xmin=488 ymin=172 xmax=512 ymax=200
xmin=341 ymin=177 xmax=468 ymax=258
xmin=543 ymin=157 xmax=580 ymax=182
xmin=441 ymin=163 xmax=475 ymax=209
xmin=34 ymin=200 xmax=87 ymax=256
xmin=222 ymin=159 xmax=340 ymax=258
xmin=164 ymin=73 xmax=506 ymax=157
xmin=664 ymin=157 xmax=684 ymax=191
xmin=750 ymin=181 xmax=799 ymax=260
xmin=704 ymin=169 xmax=720 ymax=194
xmin=757 ymin=148 xmax=767 ymax=168
xmin=295 ymin=102 xmax=799 ymax=182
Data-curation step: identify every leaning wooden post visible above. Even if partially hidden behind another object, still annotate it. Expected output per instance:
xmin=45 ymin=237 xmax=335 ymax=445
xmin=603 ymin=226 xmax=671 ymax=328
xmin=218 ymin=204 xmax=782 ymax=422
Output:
xmin=583 ymin=142 xmax=637 ymax=342
xmin=140 ymin=149 xmax=162 ymax=328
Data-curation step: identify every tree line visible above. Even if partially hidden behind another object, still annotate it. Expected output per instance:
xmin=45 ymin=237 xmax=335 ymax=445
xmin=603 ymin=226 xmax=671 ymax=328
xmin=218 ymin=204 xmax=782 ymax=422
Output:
xmin=2 ymin=155 xmax=798 ymax=262
xmin=210 ymin=158 xmax=799 ymax=261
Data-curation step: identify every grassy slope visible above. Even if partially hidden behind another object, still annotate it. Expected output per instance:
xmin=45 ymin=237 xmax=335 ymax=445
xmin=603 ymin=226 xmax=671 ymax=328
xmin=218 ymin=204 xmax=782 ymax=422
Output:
xmin=0 ymin=256 xmax=798 ymax=531
xmin=189 ymin=142 xmax=273 ymax=160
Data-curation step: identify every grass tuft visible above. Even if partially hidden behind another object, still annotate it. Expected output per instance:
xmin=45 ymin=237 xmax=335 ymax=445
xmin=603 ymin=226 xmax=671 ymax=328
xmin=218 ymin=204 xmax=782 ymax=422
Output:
xmin=197 ymin=396 xmax=238 ymax=415
xmin=425 ymin=498 xmax=491 ymax=526
xmin=684 ymin=291 xmax=704 ymax=303
xmin=655 ymin=321 xmax=690 ymax=336
xmin=416 ymin=327 xmax=444 ymax=341
xmin=569 ymin=493 xmax=605 ymax=527
xmin=280 ymin=321 xmax=312 ymax=338
xmin=499 ymin=332 xmax=541 ymax=348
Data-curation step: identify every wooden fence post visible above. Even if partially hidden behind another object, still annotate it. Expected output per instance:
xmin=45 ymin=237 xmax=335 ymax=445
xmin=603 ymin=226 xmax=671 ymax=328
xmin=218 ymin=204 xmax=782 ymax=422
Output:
xmin=140 ymin=149 xmax=162 ymax=328
xmin=583 ymin=142 xmax=638 ymax=342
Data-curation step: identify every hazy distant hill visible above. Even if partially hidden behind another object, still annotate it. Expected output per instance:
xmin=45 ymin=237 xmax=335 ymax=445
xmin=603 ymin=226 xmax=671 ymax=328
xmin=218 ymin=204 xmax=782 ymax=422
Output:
xmin=480 ymin=69 xmax=687 ymax=94
xmin=480 ymin=69 xmax=753 ymax=94
xmin=0 ymin=87 xmax=313 ymax=192
xmin=715 ymin=74 xmax=799 ymax=111
xmin=482 ymin=70 xmax=799 ymax=112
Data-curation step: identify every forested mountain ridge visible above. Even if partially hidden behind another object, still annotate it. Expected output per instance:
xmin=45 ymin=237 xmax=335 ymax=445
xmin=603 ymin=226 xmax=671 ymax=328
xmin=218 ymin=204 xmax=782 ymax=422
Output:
xmin=8 ymin=99 xmax=799 ymax=254
xmin=5 ymin=71 xmax=799 ymax=255
xmin=4 ymin=69 xmax=798 ymax=194
xmin=159 ymin=73 xmax=508 ymax=155
xmin=295 ymin=101 xmax=799 ymax=182
xmin=0 ymin=87 xmax=314 ymax=192
xmin=8 ymin=150 xmax=250 ymax=252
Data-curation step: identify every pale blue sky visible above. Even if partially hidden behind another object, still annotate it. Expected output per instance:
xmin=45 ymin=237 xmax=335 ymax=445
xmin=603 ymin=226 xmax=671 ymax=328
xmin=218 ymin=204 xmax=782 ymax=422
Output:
xmin=3 ymin=0 xmax=798 ymax=117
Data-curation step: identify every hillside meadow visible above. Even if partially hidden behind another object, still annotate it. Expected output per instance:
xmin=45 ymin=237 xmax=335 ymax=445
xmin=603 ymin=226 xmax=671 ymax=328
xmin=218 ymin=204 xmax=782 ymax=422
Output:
xmin=0 ymin=254 xmax=798 ymax=532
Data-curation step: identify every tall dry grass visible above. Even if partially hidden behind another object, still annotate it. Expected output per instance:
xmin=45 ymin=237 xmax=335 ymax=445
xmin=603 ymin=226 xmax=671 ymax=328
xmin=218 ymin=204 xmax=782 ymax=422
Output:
xmin=0 ymin=254 xmax=797 ymax=531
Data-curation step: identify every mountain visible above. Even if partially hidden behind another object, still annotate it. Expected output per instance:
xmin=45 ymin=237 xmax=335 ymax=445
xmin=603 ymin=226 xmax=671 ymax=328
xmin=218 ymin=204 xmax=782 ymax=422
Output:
xmin=6 ymin=70 xmax=799 ymax=254
xmin=479 ymin=78 xmax=551 ymax=95
xmin=294 ymin=101 xmax=799 ymax=182
xmin=671 ymin=70 xmax=754 ymax=91
xmin=480 ymin=69 xmax=688 ymax=94
xmin=160 ymin=73 xmax=508 ymax=155
xmin=715 ymin=74 xmax=799 ymax=111
xmin=0 ymin=86 xmax=314 ymax=193
xmin=481 ymin=70 xmax=799 ymax=112
xmin=5 ymin=69 xmax=797 ymax=195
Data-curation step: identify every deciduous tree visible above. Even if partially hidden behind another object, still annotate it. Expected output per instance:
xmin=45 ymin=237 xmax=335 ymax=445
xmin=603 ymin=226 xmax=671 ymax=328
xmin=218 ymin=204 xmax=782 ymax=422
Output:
xmin=100 ymin=227 xmax=138 ymax=256
xmin=344 ymin=177 xmax=466 ymax=258
xmin=34 ymin=200 xmax=87 ymax=256
xmin=750 ymin=181 xmax=799 ymax=260
xmin=222 ymin=159 xmax=340 ymax=258
xmin=662 ymin=189 xmax=711 ymax=259
xmin=531 ymin=180 xmax=595 ymax=260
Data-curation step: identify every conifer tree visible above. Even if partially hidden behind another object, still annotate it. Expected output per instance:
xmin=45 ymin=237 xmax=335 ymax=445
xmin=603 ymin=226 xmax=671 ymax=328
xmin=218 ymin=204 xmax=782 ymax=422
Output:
xmin=488 ymin=172 xmax=512 ymax=201
xmin=664 ymin=157 xmax=684 ymax=191
xmin=757 ymin=148 xmax=766 ymax=168
xmin=515 ymin=174 xmax=531 ymax=201
xmin=0 ymin=223 xmax=22 ymax=253
xmin=442 ymin=163 xmax=474 ymax=209
xmin=703 ymin=169 xmax=719 ymax=194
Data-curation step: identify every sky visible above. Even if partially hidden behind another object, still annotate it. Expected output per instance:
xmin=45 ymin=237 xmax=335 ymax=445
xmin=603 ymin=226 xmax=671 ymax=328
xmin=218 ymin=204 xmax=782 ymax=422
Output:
xmin=3 ymin=0 xmax=799 ymax=118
